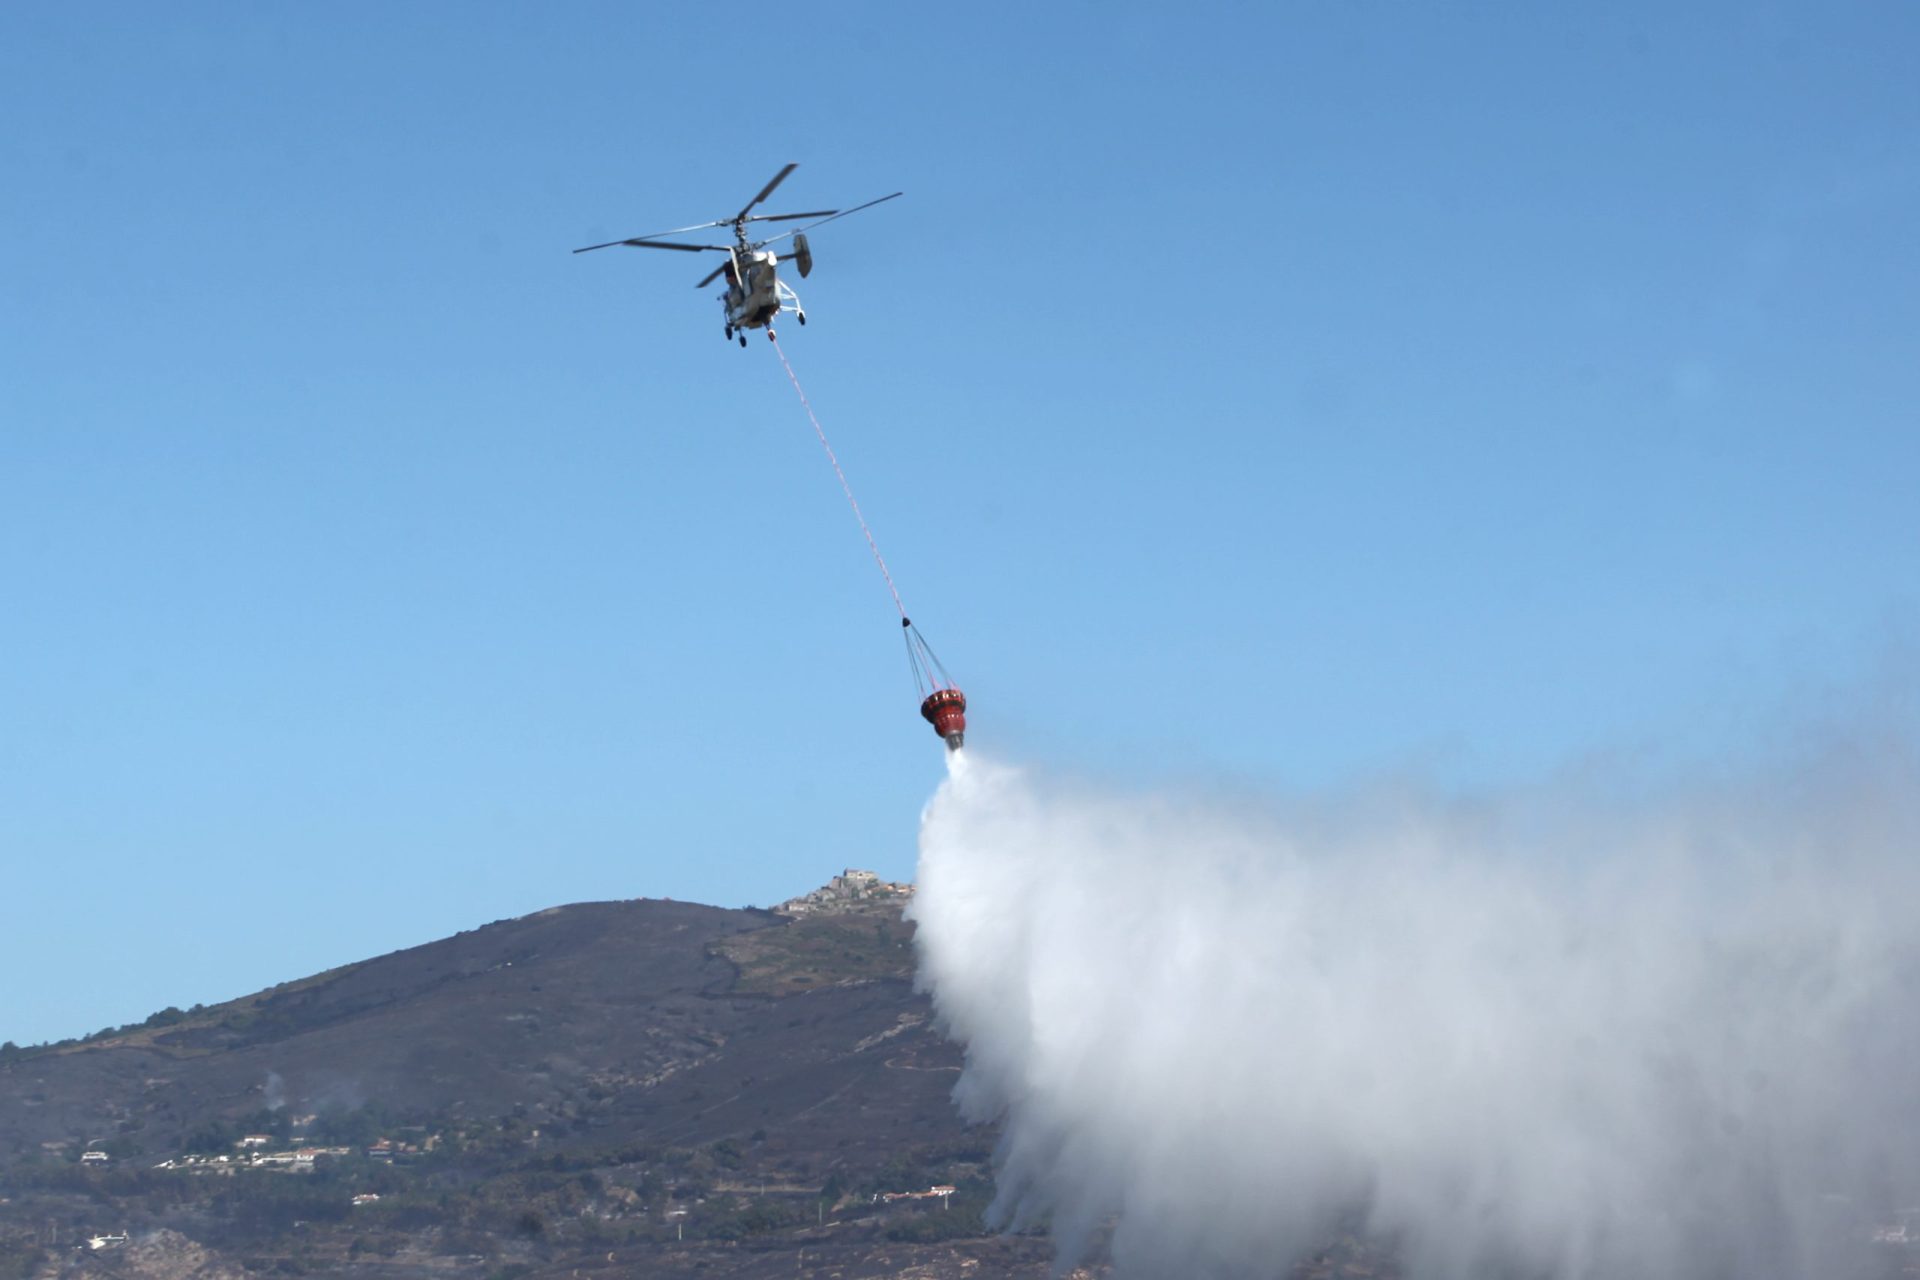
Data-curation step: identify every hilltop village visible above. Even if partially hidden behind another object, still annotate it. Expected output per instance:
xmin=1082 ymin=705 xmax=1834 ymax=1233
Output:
xmin=775 ymin=868 xmax=912 ymax=916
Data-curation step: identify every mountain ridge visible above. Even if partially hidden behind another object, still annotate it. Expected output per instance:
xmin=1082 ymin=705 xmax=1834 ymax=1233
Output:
xmin=0 ymin=886 xmax=1094 ymax=1279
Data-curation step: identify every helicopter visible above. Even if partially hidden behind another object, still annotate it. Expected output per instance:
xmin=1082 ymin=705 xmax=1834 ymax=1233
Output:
xmin=574 ymin=164 xmax=901 ymax=347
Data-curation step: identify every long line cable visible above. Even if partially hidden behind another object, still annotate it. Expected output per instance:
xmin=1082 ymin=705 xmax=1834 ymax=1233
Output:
xmin=772 ymin=334 xmax=908 ymax=621
xmin=771 ymin=334 xmax=951 ymax=697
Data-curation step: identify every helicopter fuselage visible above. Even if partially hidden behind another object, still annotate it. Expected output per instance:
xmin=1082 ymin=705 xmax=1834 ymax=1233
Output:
xmin=722 ymin=248 xmax=783 ymax=330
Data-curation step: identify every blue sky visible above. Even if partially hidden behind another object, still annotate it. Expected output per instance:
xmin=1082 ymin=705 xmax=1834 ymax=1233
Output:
xmin=3 ymin=2 xmax=1915 ymax=1046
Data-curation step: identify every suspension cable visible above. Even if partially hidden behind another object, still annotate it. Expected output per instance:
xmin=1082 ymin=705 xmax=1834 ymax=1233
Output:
xmin=771 ymin=334 xmax=909 ymax=623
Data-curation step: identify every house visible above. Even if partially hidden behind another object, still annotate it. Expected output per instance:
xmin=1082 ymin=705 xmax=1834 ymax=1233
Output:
xmin=873 ymin=1184 xmax=957 ymax=1204
xmin=237 ymin=1134 xmax=272 ymax=1149
xmin=80 ymin=1151 xmax=110 ymax=1165
xmin=351 ymin=1193 xmax=381 ymax=1207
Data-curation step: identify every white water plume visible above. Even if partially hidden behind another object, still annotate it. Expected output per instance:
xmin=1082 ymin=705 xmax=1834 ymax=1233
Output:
xmin=909 ymin=741 xmax=1920 ymax=1279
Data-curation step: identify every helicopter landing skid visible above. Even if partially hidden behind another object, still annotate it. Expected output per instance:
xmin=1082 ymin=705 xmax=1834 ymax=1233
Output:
xmin=776 ymin=281 xmax=807 ymax=327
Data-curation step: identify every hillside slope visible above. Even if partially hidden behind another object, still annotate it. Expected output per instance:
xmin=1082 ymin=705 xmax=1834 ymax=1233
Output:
xmin=0 ymin=894 xmax=1093 ymax=1280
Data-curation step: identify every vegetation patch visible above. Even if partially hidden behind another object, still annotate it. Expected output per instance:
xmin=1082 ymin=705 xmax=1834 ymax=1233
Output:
xmin=714 ymin=907 xmax=916 ymax=996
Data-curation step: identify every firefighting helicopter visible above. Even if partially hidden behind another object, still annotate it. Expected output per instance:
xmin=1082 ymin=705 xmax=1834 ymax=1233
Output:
xmin=573 ymin=164 xmax=901 ymax=346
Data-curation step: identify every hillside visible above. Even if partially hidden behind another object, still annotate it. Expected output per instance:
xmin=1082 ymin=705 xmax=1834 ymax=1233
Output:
xmin=0 ymin=888 xmax=1097 ymax=1280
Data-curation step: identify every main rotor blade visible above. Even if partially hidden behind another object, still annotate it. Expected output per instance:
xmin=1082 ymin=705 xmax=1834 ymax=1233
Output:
xmin=573 ymin=222 xmax=732 ymax=253
xmin=615 ymin=238 xmax=731 ymax=252
xmin=746 ymin=209 xmax=836 ymax=224
xmin=575 ymin=236 xmax=726 ymax=254
xmin=757 ymin=192 xmax=903 ymax=247
xmin=632 ymin=218 xmax=733 ymax=238
xmin=696 ymin=262 xmax=730 ymax=288
xmin=736 ymin=163 xmax=797 ymax=223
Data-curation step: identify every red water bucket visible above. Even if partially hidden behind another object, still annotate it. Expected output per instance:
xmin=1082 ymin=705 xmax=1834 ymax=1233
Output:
xmin=919 ymin=688 xmax=967 ymax=750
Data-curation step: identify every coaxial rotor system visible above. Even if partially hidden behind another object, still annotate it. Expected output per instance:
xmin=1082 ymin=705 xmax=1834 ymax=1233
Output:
xmin=573 ymin=164 xmax=900 ymax=285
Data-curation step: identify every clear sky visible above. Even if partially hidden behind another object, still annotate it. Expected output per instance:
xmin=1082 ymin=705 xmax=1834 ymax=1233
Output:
xmin=3 ymin=2 xmax=1915 ymax=1047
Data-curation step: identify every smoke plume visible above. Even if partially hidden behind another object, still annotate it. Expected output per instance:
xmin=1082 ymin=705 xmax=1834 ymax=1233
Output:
xmin=909 ymin=739 xmax=1920 ymax=1279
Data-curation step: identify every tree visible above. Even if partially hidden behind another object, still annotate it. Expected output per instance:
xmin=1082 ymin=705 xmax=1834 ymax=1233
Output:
xmin=183 ymin=1119 xmax=239 ymax=1154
